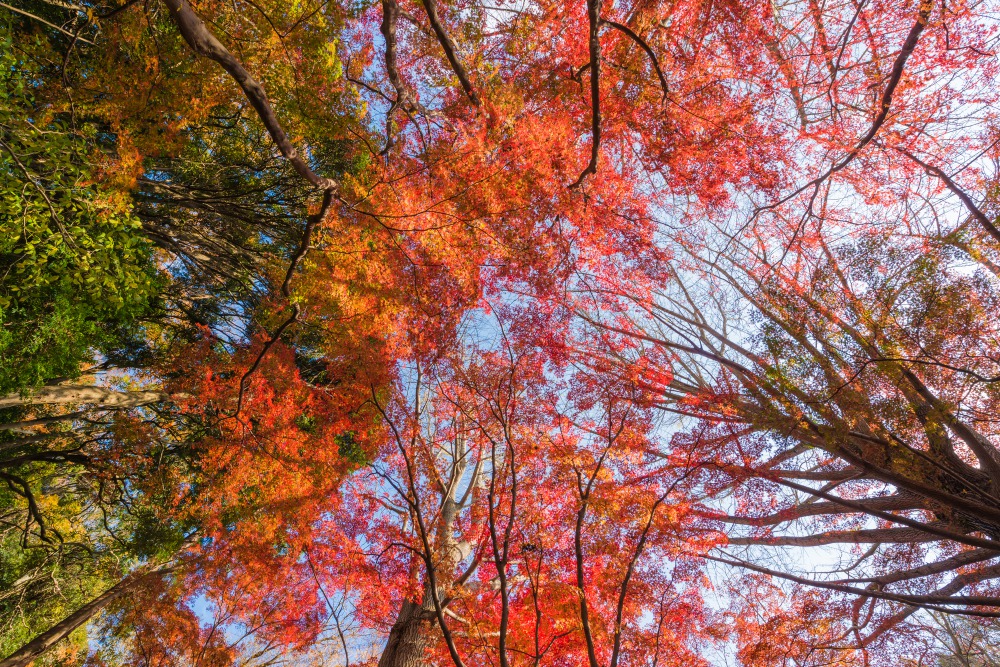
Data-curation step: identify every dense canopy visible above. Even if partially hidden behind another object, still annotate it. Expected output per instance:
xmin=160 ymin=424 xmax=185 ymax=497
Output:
xmin=1 ymin=0 xmax=1000 ymax=665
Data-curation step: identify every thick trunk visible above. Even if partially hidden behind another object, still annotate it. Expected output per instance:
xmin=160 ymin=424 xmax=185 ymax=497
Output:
xmin=379 ymin=435 xmax=474 ymax=667
xmin=378 ymin=599 xmax=434 ymax=667
xmin=0 ymin=385 xmax=168 ymax=409
xmin=0 ymin=568 xmax=169 ymax=667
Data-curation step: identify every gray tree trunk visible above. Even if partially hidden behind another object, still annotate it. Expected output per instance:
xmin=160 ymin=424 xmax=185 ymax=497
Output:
xmin=378 ymin=598 xmax=435 ymax=667
xmin=0 ymin=568 xmax=170 ymax=667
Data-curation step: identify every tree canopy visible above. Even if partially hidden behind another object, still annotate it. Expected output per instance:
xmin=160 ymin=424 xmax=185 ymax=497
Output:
xmin=1 ymin=0 xmax=999 ymax=665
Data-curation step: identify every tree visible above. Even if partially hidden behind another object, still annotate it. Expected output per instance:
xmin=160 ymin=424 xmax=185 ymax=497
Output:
xmin=255 ymin=309 xmax=712 ymax=667
xmin=4 ymin=0 xmax=1000 ymax=664
xmin=1 ymin=0 xmax=372 ymax=656
xmin=0 ymin=22 xmax=160 ymax=395
xmin=567 ymin=0 xmax=1000 ymax=656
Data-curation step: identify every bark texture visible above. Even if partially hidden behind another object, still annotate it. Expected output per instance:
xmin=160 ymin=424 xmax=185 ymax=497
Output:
xmin=0 ymin=568 xmax=170 ymax=667
xmin=378 ymin=599 xmax=434 ymax=667
xmin=0 ymin=385 xmax=168 ymax=409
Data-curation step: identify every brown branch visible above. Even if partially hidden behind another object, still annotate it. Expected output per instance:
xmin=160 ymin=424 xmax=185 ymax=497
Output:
xmin=381 ymin=0 xmax=413 ymax=112
xmin=233 ymin=189 xmax=335 ymax=418
xmin=703 ymin=494 xmax=921 ymax=527
xmin=704 ymin=461 xmax=862 ymax=482
xmin=60 ymin=15 xmax=88 ymax=86
xmin=894 ymin=146 xmax=1000 ymax=244
xmin=893 ymin=366 xmax=1000 ymax=487
xmin=791 ymin=420 xmax=1000 ymax=534
xmin=369 ymin=387 xmax=468 ymax=667
xmin=418 ymin=0 xmax=479 ymax=105
xmin=0 ymin=411 xmax=88 ymax=432
xmin=162 ymin=0 xmax=336 ymax=190
xmin=861 ymin=564 xmax=1000 ymax=645
xmin=1 ymin=450 xmax=91 ymax=469
xmin=844 ymin=549 xmax=1000 ymax=586
xmin=97 ymin=0 xmax=141 ymax=20
xmin=0 ymin=565 xmax=177 ymax=667
xmin=161 ymin=0 xmax=341 ymax=418
xmin=486 ymin=432 xmax=516 ymax=667
xmin=0 ymin=386 xmax=167 ymax=410
xmin=0 ymin=2 xmax=95 ymax=43
xmin=852 ymin=0 xmax=933 ymax=154
xmin=571 ymin=61 xmax=591 ymax=85
xmin=571 ymin=0 xmax=602 ymax=188
xmin=610 ymin=486 xmax=674 ymax=667
xmin=705 ymin=554 xmax=1000 ymax=615
xmin=573 ymin=442 xmax=615 ymax=667
xmin=762 ymin=36 xmax=807 ymax=128
xmin=601 ymin=18 xmax=667 ymax=100
xmin=772 ymin=471 xmax=1000 ymax=552
xmin=727 ymin=526 xmax=943 ymax=547
xmin=0 ymin=471 xmax=51 ymax=545
xmin=0 ymin=137 xmax=78 ymax=248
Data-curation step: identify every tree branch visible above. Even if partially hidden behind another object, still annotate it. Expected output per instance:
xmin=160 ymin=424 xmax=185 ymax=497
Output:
xmin=0 ymin=1 xmax=94 ymax=43
xmin=757 ymin=0 xmax=934 ymax=213
xmin=0 ymin=565 xmax=177 ymax=667
xmin=0 ymin=386 xmax=167 ymax=410
xmin=234 ymin=188 xmax=336 ymax=417
xmin=571 ymin=0 xmax=602 ymax=187
xmin=381 ymin=0 xmax=413 ymax=112
xmin=706 ymin=554 xmax=1000 ymax=614
xmin=162 ymin=0 xmax=336 ymax=190
xmin=418 ymin=0 xmax=479 ymax=105
xmin=894 ymin=146 xmax=1000 ymax=244
xmin=601 ymin=18 xmax=667 ymax=100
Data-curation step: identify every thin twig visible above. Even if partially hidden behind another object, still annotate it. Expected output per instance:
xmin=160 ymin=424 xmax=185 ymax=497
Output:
xmin=754 ymin=0 xmax=934 ymax=216
xmin=233 ymin=189 xmax=336 ymax=418
xmin=893 ymin=145 xmax=1000 ymax=244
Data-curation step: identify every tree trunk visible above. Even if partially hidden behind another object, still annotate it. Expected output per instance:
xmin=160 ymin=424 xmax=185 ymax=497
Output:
xmin=378 ymin=598 xmax=434 ymax=667
xmin=0 ymin=567 xmax=170 ymax=667
xmin=0 ymin=386 xmax=168 ymax=409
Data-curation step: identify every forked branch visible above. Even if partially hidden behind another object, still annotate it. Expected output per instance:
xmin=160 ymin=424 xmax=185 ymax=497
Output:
xmin=162 ymin=0 xmax=340 ymax=418
xmin=706 ymin=554 xmax=1000 ymax=616
xmin=234 ymin=189 xmax=336 ymax=418
xmin=757 ymin=0 xmax=934 ymax=214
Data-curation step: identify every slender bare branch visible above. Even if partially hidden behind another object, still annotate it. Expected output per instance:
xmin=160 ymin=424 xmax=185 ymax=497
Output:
xmin=757 ymin=0 xmax=934 ymax=214
xmin=894 ymin=146 xmax=1000 ymax=244
xmin=0 ymin=1 xmax=94 ymax=43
